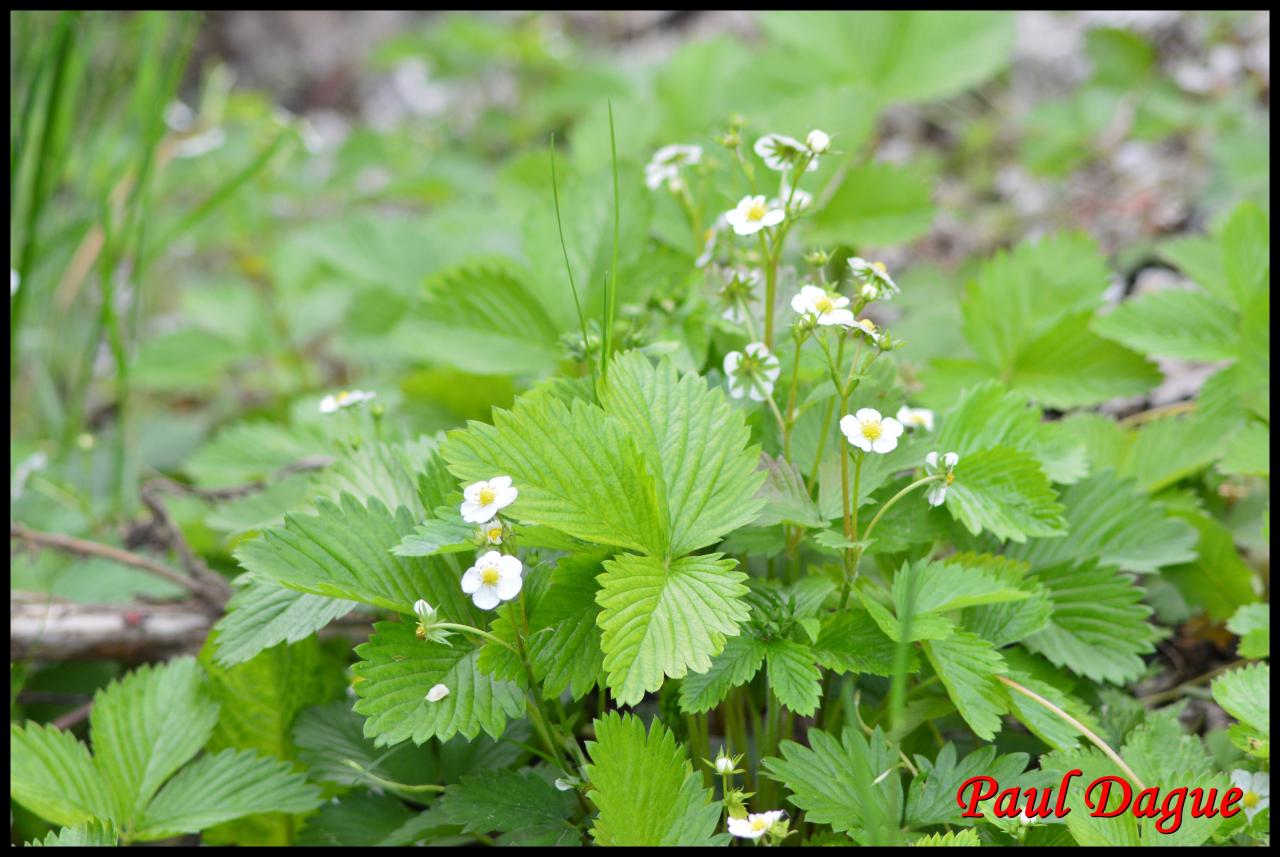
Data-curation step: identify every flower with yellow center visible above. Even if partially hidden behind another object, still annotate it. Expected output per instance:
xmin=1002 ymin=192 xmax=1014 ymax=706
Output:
xmin=851 ymin=317 xmax=881 ymax=343
xmin=924 ymin=451 xmax=960 ymax=507
xmin=319 ymin=389 xmax=376 ymax=414
xmin=482 ymin=523 xmax=504 ymax=545
xmin=727 ymin=810 xmax=787 ymax=840
xmin=725 ymin=194 xmax=785 ymax=236
xmin=1231 ymin=770 xmax=1270 ymax=822
xmin=896 ymin=405 xmax=935 ymax=432
xmin=791 ymin=284 xmax=855 ymax=327
xmin=849 ymin=256 xmax=900 ymax=300
xmin=460 ymin=476 xmax=517 ymax=524
xmin=840 ymin=408 xmax=904 ymax=454
xmin=461 ymin=550 xmax=523 ymax=610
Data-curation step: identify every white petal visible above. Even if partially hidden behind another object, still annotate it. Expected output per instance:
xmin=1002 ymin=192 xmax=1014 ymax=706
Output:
xmin=926 ymin=483 xmax=948 ymax=507
xmin=849 ymin=434 xmax=872 ymax=452
xmin=461 ymin=502 xmax=496 ymax=524
xmin=830 ymin=294 xmax=850 ymax=309
xmin=472 ymin=587 xmax=501 ymax=610
xmin=494 ymin=486 xmax=518 ymax=507
xmin=426 ymin=683 xmax=450 ymax=702
xmin=881 ymin=418 xmax=904 ymax=440
xmin=839 ymin=414 xmax=859 ymax=439
xmin=854 ymin=408 xmax=881 ymax=423
xmin=495 ymin=574 xmax=523 ymax=600
xmin=761 ymin=209 xmax=785 ymax=227
xmin=724 ymin=351 xmax=743 ymax=374
xmin=943 ymin=452 xmax=959 ymax=469
xmin=871 ymin=435 xmax=899 ymax=454
xmin=498 ymin=554 xmax=523 ymax=577
xmin=461 ymin=568 xmax=483 ymax=594
xmin=727 ymin=380 xmax=745 ymax=399
xmin=924 ymin=451 xmax=939 ymax=470
xmin=489 ymin=476 xmax=512 ymax=490
xmin=824 ymin=309 xmax=855 ymax=327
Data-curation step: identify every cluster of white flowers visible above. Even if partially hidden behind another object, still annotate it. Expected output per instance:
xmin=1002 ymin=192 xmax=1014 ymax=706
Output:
xmin=1232 ymin=769 xmax=1270 ymax=822
xmin=723 ymin=342 xmax=781 ymax=402
xmin=840 ymin=408 xmax=904 ymax=455
xmin=645 ymin=143 xmax=702 ymax=192
xmin=727 ymin=810 xmax=787 ymax=840
xmin=790 ymin=285 xmax=881 ymax=343
xmin=457 ymin=477 xmax=523 ymax=610
xmin=924 ymin=451 xmax=960 ymax=507
xmin=849 ymin=257 xmax=899 ymax=301
xmin=318 ymin=389 xmax=376 ymax=414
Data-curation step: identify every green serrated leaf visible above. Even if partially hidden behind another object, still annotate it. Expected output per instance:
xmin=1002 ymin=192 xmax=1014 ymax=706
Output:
xmin=352 ymin=621 xmax=526 ymax=745
xmin=1024 ymin=561 xmax=1157 ymax=685
xmin=9 ymin=722 xmax=118 ymax=829
xmin=764 ymin=638 xmax=822 ymax=716
xmin=1092 ymin=287 xmax=1238 ymax=362
xmin=597 ymin=553 xmax=749 ymax=706
xmin=945 ymin=446 xmax=1066 ymax=542
xmin=212 ymin=573 xmax=357 ymax=667
xmin=923 ymin=630 xmax=1008 ymax=740
xmin=585 ymin=712 xmax=724 ymax=846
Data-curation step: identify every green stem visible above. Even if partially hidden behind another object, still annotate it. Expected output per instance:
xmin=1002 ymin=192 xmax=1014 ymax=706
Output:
xmin=432 ymin=622 xmax=521 ymax=655
xmin=759 ymin=231 xmax=777 ymax=349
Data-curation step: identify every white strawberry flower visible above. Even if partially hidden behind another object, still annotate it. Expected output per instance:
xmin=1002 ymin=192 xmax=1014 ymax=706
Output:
xmin=791 ymin=284 xmax=855 ymax=328
xmin=319 ymin=389 xmax=376 ymax=414
xmin=806 ymin=129 xmax=831 ymax=154
xmin=924 ymin=451 xmax=960 ymax=507
xmin=727 ymin=810 xmax=787 ymax=840
xmin=725 ymin=194 xmax=785 ymax=236
xmin=462 ymin=550 xmax=523 ymax=610
xmin=848 ymin=257 xmax=899 ymax=299
xmin=481 ymin=521 xmax=504 ymax=545
xmin=645 ymin=143 xmax=702 ymax=191
xmin=896 ymin=406 xmax=935 ymax=432
xmin=724 ymin=342 xmax=781 ymax=402
xmin=850 ymin=317 xmax=881 ymax=343
xmin=715 ymin=755 xmax=736 ymax=775
xmin=840 ymin=408 xmax=904 ymax=454
xmin=425 ymin=683 xmax=450 ymax=702
xmin=754 ymin=133 xmax=818 ymax=172
xmin=460 ymin=476 xmax=517 ymax=524
xmin=1232 ymin=770 xmax=1270 ymax=822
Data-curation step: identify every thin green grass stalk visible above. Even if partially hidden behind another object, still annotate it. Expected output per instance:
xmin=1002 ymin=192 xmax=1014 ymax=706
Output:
xmin=600 ymin=99 xmax=620 ymax=382
xmin=548 ymin=136 xmax=595 ymax=390
xmin=10 ymin=12 xmax=81 ymax=381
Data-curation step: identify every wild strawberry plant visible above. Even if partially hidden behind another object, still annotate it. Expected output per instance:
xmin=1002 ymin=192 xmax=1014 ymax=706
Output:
xmin=9 ymin=10 xmax=1269 ymax=849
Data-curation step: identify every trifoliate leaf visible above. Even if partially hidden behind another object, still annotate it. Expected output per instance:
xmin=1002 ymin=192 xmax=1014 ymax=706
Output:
xmin=762 ymin=727 xmax=904 ymax=844
xmin=352 ymin=621 xmax=525 ymax=745
xmin=9 ymin=722 xmax=118 ymax=829
xmin=1003 ymin=470 xmax=1197 ymax=573
xmin=584 ymin=712 xmax=725 ymax=846
xmin=1023 ymin=561 xmax=1157 ymax=685
xmin=934 ymin=382 xmax=1087 ymax=484
xmin=597 ymin=553 xmax=749 ymax=706
xmin=212 ymin=573 xmax=357 ymax=667
xmin=235 ymin=494 xmax=476 ymax=618
xmin=134 ymin=749 xmax=323 ymax=841
xmin=944 ymin=446 xmax=1066 ymax=543
xmin=677 ymin=633 xmax=766 ymax=714
xmin=89 ymin=657 xmax=221 ymax=821
xmin=441 ymin=394 xmax=666 ymax=556
xmin=598 ymin=352 xmax=766 ymax=557
xmin=922 ymin=630 xmax=1008 ymax=740
xmin=1092 ymin=287 xmax=1238 ymax=362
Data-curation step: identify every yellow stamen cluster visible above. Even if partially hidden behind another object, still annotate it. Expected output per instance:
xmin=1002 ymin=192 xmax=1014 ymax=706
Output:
xmin=862 ymin=422 xmax=883 ymax=440
xmin=814 ymin=296 xmax=834 ymax=314
xmin=480 ymin=567 xmax=501 ymax=586
xmin=478 ymin=487 xmax=497 ymax=505
xmin=747 ymin=203 xmax=768 ymax=221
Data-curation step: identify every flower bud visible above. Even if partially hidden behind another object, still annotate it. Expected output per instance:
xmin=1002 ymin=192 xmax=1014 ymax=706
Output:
xmin=806 ymin=129 xmax=831 ymax=153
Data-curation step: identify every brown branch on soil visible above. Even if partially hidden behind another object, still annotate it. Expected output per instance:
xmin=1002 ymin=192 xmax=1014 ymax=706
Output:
xmin=10 ymin=598 xmax=373 ymax=662
xmin=10 ymin=522 xmax=225 ymax=606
